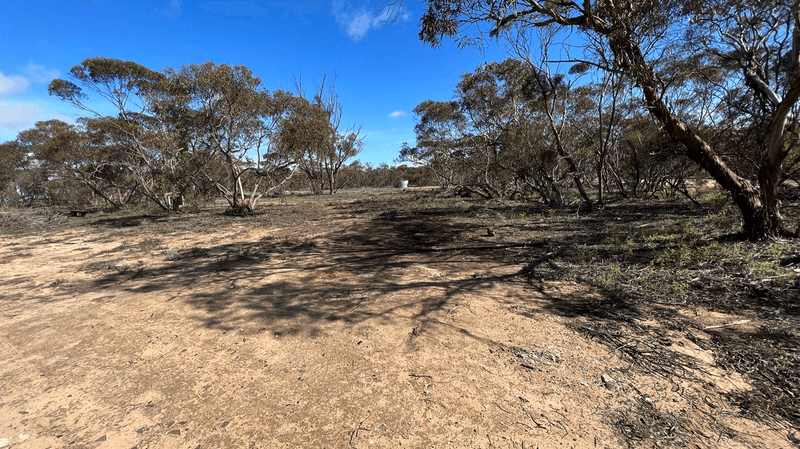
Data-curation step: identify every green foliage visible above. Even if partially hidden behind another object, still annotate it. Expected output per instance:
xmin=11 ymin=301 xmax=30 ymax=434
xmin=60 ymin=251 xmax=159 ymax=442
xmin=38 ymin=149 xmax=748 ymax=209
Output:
xmin=699 ymin=192 xmax=741 ymax=230
xmin=751 ymin=262 xmax=784 ymax=277
xmin=671 ymin=280 xmax=689 ymax=296
xmin=647 ymin=220 xmax=732 ymax=267
xmin=609 ymin=232 xmax=635 ymax=256
xmin=36 ymin=57 xmax=368 ymax=211
xmin=768 ymin=242 xmax=792 ymax=259
xmin=275 ymin=97 xmax=332 ymax=160
xmin=409 ymin=57 xmax=586 ymax=201
xmin=597 ymin=263 xmax=621 ymax=287
xmin=742 ymin=242 xmax=797 ymax=282
xmin=698 ymin=191 xmax=731 ymax=213
xmin=416 ymin=0 xmax=800 ymax=238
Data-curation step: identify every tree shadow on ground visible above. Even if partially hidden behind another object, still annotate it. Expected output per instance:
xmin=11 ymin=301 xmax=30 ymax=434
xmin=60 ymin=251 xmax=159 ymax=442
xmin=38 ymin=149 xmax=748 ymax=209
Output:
xmin=90 ymin=214 xmax=168 ymax=228
xmin=512 ymin=199 xmax=800 ymax=431
xmin=87 ymin=197 xmax=531 ymax=347
xmin=83 ymin=193 xmax=800 ymax=431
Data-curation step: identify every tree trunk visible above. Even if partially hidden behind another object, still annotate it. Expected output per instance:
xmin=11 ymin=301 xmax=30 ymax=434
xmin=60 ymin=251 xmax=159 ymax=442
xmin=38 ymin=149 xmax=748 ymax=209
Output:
xmin=543 ymin=95 xmax=592 ymax=204
xmin=748 ymin=58 xmax=800 ymax=237
xmin=750 ymin=150 xmax=788 ymax=237
xmin=638 ymin=83 xmax=771 ymax=236
xmin=597 ymin=155 xmax=605 ymax=204
xmin=605 ymin=16 xmax=800 ymax=239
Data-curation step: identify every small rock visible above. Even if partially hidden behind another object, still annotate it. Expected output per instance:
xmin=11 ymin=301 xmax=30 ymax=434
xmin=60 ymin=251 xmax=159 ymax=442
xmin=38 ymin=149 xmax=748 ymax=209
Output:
xmin=220 ymin=420 xmax=230 ymax=429
xmin=136 ymin=426 xmax=149 ymax=434
xmin=94 ymin=435 xmax=107 ymax=442
xmin=601 ymin=374 xmax=618 ymax=390
xmin=166 ymin=429 xmax=181 ymax=436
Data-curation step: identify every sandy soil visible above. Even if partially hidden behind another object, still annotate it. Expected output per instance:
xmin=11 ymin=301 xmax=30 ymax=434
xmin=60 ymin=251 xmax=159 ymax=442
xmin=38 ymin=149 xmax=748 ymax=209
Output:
xmin=0 ymin=191 xmax=796 ymax=448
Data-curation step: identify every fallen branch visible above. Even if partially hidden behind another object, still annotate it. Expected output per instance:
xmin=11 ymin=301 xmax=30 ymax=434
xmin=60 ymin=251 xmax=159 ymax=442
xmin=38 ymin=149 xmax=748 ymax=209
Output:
xmin=349 ymin=412 xmax=372 ymax=449
xmin=703 ymin=320 xmax=750 ymax=330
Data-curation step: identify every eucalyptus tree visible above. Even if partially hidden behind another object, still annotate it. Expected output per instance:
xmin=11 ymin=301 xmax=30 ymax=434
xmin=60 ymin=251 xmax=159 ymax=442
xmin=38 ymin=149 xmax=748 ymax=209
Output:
xmin=47 ymin=58 xmax=309 ymax=213
xmin=273 ymin=94 xmax=334 ymax=194
xmin=400 ymin=99 xmax=470 ymax=188
xmin=48 ymin=58 xmax=176 ymax=210
xmin=455 ymin=58 xmax=533 ymax=198
xmin=328 ymin=128 xmax=366 ymax=193
xmin=568 ymin=76 xmax=624 ymax=203
xmin=14 ymin=119 xmax=125 ymax=207
xmin=163 ymin=62 xmax=286 ymax=214
xmin=291 ymin=75 xmax=364 ymax=195
xmin=249 ymin=89 xmax=305 ymax=198
xmin=315 ymin=76 xmax=365 ymax=195
xmin=416 ymin=0 xmax=800 ymax=238
xmin=407 ymin=58 xmax=592 ymax=203
xmin=0 ymin=139 xmax=25 ymax=205
xmin=3 ymin=119 xmax=153 ymax=207
xmin=159 ymin=66 xmax=301 ymax=211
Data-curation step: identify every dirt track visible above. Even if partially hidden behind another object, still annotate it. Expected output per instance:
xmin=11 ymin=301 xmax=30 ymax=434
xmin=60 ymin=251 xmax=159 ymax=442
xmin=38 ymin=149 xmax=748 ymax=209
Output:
xmin=0 ymin=190 xmax=795 ymax=448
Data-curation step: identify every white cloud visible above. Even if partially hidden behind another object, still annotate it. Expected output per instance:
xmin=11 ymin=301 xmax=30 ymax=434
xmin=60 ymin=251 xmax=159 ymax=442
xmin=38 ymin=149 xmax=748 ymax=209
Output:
xmin=0 ymin=64 xmax=74 ymax=140
xmin=332 ymin=1 xmax=411 ymax=42
xmin=0 ymin=102 xmax=71 ymax=134
xmin=389 ymin=110 xmax=406 ymax=118
xmin=0 ymin=103 xmax=41 ymax=131
xmin=346 ymin=12 xmax=374 ymax=40
xmin=19 ymin=61 xmax=60 ymax=85
xmin=0 ymin=73 xmax=29 ymax=98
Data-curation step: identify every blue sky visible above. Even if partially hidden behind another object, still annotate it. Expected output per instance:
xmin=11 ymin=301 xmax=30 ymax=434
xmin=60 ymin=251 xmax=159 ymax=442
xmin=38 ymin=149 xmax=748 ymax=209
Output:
xmin=0 ymin=0 xmax=508 ymax=165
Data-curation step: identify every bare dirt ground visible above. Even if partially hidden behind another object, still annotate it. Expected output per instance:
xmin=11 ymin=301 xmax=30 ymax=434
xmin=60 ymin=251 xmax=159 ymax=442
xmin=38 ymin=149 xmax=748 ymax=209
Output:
xmin=1 ymin=188 xmax=798 ymax=448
